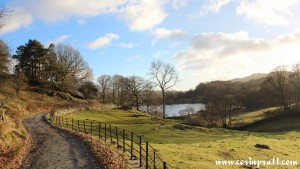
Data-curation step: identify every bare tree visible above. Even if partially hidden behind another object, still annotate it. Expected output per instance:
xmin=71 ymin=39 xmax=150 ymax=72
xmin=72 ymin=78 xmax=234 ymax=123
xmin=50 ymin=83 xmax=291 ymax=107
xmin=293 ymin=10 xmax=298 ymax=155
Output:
xmin=202 ymin=102 xmax=218 ymax=127
xmin=78 ymin=81 xmax=98 ymax=99
xmin=142 ymin=83 xmax=160 ymax=113
xmin=0 ymin=7 xmax=10 ymax=29
xmin=97 ymin=75 xmax=111 ymax=103
xmin=149 ymin=60 xmax=178 ymax=118
xmin=202 ymin=97 xmax=239 ymax=128
xmin=0 ymin=40 xmax=10 ymax=79
xmin=13 ymin=67 xmax=27 ymax=96
xmin=217 ymin=97 xmax=239 ymax=128
xmin=109 ymin=75 xmax=130 ymax=106
xmin=179 ymin=106 xmax=195 ymax=117
xmin=185 ymin=106 xmax=195 ymax=116
xmin=290 ymin=63 xmax=300 ymax=110
xmin=127 ymin=76 xmax=150 ymax=111
xmin=54 ymin=43 xmax=92 ymax=92
xmin=261 ymin=66 xmax=290 ymax=110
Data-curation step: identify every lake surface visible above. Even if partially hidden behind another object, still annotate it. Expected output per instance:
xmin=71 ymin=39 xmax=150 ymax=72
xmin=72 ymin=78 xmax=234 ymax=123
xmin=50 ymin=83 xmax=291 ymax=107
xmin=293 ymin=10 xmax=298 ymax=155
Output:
xmin=141 ymin=103 xmax=205 ymax=117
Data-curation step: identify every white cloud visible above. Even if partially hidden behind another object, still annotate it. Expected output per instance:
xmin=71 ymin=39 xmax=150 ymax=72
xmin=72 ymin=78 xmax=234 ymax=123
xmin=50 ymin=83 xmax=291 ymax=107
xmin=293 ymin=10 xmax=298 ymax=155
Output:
xmin=173 ymin=30 xmax=300 ymax=90
xmin=154 ymin=50 xmax=169 ymax=58
xmin=128 ymin=55 xmax=144 ymax=61
xmin=118 ymin=42 xmax=135 ymax=48
xmin=86 ymin=33 xmax=119 ymax=49
xmin=1 ymin=0 xmax=127 ymax=34
xmin=187 ymin=0 xmax=232 ymax=21
xmin=237 ymin=0 xmax=300 ymax=26
xmin=0 ymin=8 xmax=32 ymax=35
xmin=0 ymin=0 xmax=168 ymax=34
xmin=153 ymin=28 xmax=186 ymax=39
xmin=46 ymin=35 xmax=71 ymax=45
xmin=200 ymin=0 xmax=232 ymax=15
xmin=172 ymin=0 xmax=187 ymax=9
xmin=119 ymin=0 xmax=168 ymax=31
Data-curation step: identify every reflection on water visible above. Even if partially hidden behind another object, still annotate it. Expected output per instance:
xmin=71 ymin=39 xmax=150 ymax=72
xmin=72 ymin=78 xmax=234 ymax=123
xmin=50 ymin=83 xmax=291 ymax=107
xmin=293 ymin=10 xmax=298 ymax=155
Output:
xmin=141 ymin=103 xmax=205 ymax=117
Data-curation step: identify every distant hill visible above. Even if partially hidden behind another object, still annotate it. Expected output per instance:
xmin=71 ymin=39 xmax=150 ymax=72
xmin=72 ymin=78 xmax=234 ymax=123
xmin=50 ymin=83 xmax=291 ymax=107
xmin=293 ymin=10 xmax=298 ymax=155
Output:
xmin=230 ymin=73 xmax=267 ymax=83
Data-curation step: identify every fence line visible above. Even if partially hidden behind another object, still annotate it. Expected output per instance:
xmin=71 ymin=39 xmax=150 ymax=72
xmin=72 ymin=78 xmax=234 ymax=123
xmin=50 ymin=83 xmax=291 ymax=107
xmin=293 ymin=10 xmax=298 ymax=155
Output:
xmin=50 ymin=116 xmax=168 ymax=169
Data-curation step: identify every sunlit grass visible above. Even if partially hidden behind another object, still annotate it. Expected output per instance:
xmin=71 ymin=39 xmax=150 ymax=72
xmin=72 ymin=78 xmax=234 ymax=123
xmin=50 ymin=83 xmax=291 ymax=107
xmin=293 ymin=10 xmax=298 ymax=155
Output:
xmin=64 ymin=109 xmax=300 ymax=169
xmin=233 ymin=107 xmax=279 ymax=127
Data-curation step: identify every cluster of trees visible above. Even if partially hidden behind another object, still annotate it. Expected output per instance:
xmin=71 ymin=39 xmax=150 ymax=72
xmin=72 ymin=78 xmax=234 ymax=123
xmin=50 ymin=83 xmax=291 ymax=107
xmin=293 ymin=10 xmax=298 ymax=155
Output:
xmin=0 ymin=37 xmax=178 ymax=120
xmin=12 ymin=40 xmax=92 ymax=94
xmin=0 ymin=38 xmax=93 ymax=98
xmin=94 ymin=75 xmax=156 ymax=110
xmin=84 ymin=60 xmax=178 ymax=119
xmin=262 ymin=65 xmax=300 ymax=111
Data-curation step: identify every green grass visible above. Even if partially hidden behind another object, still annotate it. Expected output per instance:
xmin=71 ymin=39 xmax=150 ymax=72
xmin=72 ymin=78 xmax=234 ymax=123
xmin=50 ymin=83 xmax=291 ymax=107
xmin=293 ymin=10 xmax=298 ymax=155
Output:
xmin=64 ymin=109 xmax=300 ymax=169
xmin=233 ymin=107 xmax=279 ymax=127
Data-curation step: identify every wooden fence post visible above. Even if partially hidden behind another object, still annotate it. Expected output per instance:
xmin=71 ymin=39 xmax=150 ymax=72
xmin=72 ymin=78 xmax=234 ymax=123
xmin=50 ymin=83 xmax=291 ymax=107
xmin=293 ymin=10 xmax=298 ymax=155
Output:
xmin=116 ymin=127 xmax=119 ymax=148
xmin=91 ymin=121 xmax=93 ymax=142
xmin=110 ymin=125 xmax=112 ymax=143
xmin=130 ymin=132 xmax=133 ymax=159
xmin=105 ymin=123 xmax=107 ymax=141
xmin=139 ymin=136 xmax=142 ymax=167
xmin=153 ymin=149 xmax=156 ymax=169
xmin=98 ymin=122 xmax=101 ymax=139
xmin=66 ymin=118 xmax=68 ymax=129
xmin=146 ymin=141 xmax=149 ymax=169
xmin=122 ymin=129 xmax=125 ymax=153
xmin=163 ymin=161 xmax=167 ymax=169
xmin=78 ymin=120 xmax=80 ymax=132
xmin=83 ymin=120 xmax=86 ymax=133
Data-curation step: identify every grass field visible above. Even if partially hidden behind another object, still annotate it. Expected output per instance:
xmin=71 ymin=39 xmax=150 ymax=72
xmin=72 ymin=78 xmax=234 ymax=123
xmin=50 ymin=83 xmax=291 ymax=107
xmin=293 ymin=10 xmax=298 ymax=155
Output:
xmin=64 ymin=109 xmax=300 ymax=169
xmin=232 ymin=107 xmax=279 ymax=127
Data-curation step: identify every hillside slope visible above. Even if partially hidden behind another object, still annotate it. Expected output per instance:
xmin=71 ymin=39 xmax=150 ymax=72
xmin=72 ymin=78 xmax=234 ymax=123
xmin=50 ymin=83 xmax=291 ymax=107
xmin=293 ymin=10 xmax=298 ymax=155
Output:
xmin=0 ymin=79 xmax=88 ymax=168
xmin=236 ymin=110 xmax=300 ymax=132
xmin=230 ymin=73 xmax=267 ymax=83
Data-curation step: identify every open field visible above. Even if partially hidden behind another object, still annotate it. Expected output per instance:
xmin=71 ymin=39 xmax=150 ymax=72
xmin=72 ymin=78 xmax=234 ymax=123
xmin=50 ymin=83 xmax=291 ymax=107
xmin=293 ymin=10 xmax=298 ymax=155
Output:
xmin=64 ymin=109 xmax=300 ymax=169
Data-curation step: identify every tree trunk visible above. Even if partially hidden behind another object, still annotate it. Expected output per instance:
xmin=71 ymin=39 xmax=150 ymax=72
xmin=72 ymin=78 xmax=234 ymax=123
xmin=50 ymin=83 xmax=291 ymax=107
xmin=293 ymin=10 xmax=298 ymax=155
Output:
xmin=112 ymin=87 xmax=115 ymax=104
xmin=296 ymin=92 xmax=299 ymax=110
xmin=102 ymin=93 xmax=105 ymax=103
xmin=162 ymin=90 xmax=166 ymax=119
xmin=135 ymin=95 xmax=139 ymax=111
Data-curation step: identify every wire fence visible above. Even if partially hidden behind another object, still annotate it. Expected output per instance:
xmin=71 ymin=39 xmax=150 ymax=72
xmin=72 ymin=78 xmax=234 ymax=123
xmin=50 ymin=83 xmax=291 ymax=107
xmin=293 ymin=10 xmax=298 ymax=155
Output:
xmin=50 ymin=116 xmax=168 ymax=169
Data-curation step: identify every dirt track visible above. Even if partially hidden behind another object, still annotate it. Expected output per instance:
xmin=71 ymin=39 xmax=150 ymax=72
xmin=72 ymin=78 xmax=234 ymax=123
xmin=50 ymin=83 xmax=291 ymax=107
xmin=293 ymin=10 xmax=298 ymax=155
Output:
xmin=20 ymin=112 xmax=101 ymax=169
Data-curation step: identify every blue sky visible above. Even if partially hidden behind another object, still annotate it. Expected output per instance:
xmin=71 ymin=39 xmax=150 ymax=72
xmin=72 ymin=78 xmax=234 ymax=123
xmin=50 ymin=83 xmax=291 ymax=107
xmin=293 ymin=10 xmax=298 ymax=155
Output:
xmin=1 ymin=0 xmax=300 ymax=90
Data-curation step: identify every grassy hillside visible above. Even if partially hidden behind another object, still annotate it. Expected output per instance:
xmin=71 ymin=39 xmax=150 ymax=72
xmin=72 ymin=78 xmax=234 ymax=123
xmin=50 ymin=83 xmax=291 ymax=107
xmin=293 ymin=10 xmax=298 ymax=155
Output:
xmin=237 ymin=111 xmax=300 ymax=132
xmin=232 ymin=107 xmax=279 ymax=127
xmin=64 ymin=109 xmax=300 ymax=169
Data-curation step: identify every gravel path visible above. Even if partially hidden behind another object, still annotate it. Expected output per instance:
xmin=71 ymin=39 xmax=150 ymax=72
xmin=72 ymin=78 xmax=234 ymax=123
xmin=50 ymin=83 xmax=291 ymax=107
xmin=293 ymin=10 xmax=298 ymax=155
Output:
xmin=20 ymin=112 xmax=101 ymax=169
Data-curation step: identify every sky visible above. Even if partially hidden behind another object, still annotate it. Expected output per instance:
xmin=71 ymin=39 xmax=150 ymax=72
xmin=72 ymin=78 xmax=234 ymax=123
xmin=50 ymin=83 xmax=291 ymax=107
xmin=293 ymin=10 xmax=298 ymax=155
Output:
xmin=1 ymin=0 xmax=300 ymax=91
